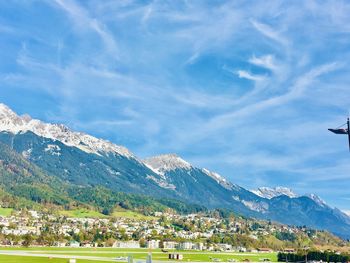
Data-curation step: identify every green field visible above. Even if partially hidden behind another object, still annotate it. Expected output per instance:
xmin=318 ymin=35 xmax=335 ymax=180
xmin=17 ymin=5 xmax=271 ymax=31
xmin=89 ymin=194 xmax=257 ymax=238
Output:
xmin=0 ymin=247 xmax=278 ymax=262
xmin=0 ymin=255 xmax=112 ymax=263
xmin=58 ymin=209 xmax=108 ymax=218
xmin=112 ymin=209 xmax=157 ymax=220
xmin=0 ymin=207 xmax=13 ymax=216
xmin=57 ymin=208 xmax=157 ymax=220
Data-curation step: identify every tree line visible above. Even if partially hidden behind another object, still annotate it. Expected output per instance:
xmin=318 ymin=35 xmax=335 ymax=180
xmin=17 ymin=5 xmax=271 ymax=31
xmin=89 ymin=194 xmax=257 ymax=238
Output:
xmin=278 ymin=251 xmax=350 ymax=263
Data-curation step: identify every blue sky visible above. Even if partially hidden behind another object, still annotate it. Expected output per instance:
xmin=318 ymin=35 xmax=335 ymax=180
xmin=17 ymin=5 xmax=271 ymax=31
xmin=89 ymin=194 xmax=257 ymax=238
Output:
xmin=1 ymin=0 xmax=350 ymax=212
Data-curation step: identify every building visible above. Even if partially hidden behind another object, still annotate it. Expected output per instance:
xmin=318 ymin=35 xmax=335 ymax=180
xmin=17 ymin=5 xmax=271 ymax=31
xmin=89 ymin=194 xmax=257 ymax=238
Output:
xmin=163 ymin=241 xmax=178 ymax=249
xmin=81 ymin=241 xmax=93 ymax=248
xmin=283 ymin=248 xmax=296 ymax=253
xmin=217 ymin=243 xmax=232 ymax=251
xmin=69 ymin=241 xmax=80 ymax=248
xmin=146 ymin=240 xmax=160 ymax=249
xmin=258 ymin=248 xmax=273 ymax=253
xmin=53 ymin=241 xmax=66 ymax=247
xmin=113 ymin=240 xmax=140 ymax=249
xmin=169 ymin=253 xmax=183 ymax=260
xmin=193 ymin=242 xmax=204 ymax=250
xmin=238 ymin=247 xmax=247 ymax=252
xmin=178 ymin=242 xmax=193 ymax=250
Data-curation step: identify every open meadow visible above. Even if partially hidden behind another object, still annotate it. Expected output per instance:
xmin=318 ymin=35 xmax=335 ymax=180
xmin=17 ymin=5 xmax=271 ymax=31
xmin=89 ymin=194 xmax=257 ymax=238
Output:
xmin=57 ymin=208 xmax=157 ymax=221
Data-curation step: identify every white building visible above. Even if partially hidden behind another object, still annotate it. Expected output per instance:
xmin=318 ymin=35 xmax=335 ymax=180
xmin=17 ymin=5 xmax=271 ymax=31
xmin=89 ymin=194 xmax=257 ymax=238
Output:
xmin=53 ymin=241 xmax=67 ymax=247
xmin=217 ymin=243 xmax=232 ymax=251
xmin=69 ymin=241 xmax=80 ymax=248
xmin=28 ymin=210 xmax=39 ymax=219
xmin=113 ymin=240 xmax=140 ymax=249
xmin=178 ymin=242 xmax=193 ymax=250
xmin=193 ymin=242 xmax=204 ymax=250
xmin=146 ymin=240 xmax=160 ymax=249
xmin=163 ymin=241 xmax=178 ymax=249
xmin=2 ymin=226 xmax=40 ymax=236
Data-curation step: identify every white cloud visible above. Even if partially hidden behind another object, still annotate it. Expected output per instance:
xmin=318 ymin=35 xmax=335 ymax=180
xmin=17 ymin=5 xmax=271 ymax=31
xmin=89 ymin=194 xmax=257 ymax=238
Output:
xmin=217 ymin=63 xmax=339 ymax=126
xmin=237 ymin=70 xmax=266 ymax=81
xmin=250 ymin=19 xmax=288 ymax=46
xmin=53 ymin=0 xmax=118 ymax=55
xmin=249 ymin=54 xmax=278 ymax=72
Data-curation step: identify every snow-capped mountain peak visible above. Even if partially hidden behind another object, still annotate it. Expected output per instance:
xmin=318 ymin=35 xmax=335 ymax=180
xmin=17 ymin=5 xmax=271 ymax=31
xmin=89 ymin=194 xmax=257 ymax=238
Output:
xmin=143 ymin=154 xmax=192 ymax=175
xmin=144 ymin=154 xmax=237 ymax=190
xmin=0 ymin=103 xmax=134 ymax=158
xmin=0 ymin=103 xmax=14 ymax=115
xmin=307 ymin=194 xmax=327 ymax=207
xmin=201 ymin=168 xmax=236 ymax=190
xmin=251 ymin=187 xmax=298 ymax=199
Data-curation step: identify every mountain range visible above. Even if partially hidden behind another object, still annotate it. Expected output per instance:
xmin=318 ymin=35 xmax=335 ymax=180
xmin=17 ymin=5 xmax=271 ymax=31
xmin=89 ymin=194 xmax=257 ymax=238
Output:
xmin=0 ymin=103 xmax=350 ymax=239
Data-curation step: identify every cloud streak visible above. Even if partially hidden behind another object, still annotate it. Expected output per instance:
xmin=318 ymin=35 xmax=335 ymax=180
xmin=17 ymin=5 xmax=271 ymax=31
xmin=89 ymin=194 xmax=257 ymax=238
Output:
xmin=53 ymin=0 xmax=119 ymax=55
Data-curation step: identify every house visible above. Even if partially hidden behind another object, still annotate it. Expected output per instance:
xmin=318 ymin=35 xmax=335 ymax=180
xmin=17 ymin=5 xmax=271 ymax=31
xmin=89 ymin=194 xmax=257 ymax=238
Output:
xmin=283 ymin=248 xmax=295 ymax=253
xmin=217 ymin=243 xmax=232 ymax=251
xmin=154 ymin=212 xmax=163 ymax=217
xmin=28 ymin=210 xmax=39 ymax=219
xmin=258 ymin=248 xmax=273 ymax=253
xmin=169 ymin=253 xmax=183 ymax=260
xmin=238 ymin=247 xmax=247 ymax=252
xmin=81 ymin=241 xmax=93 ymax=248
xmin=163 ymin=241 xmax=178 ymax=249
xmin=113 ymin=240 xmax=140 ymax=249
xmin=2 ymin=226 xmax=40 ymax=236
xmin=178 ymin=242 xmax=193 ymax=250
xmin=69 ymin=241 xmax=80 ymax=248
xmin=193 ymin=242 xmax=204 ymax=250
xmin=53 ymin=241 xmax=66 ymax=247
xmin=146 ymin=240 xmax=160 ymax=249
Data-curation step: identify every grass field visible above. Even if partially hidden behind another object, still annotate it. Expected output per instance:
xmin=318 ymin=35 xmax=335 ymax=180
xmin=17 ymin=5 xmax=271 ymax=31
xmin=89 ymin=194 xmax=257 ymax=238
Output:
xmin=0 ymin=247 xmax=278 ymax=262
xmin=0 ymin=254 xmax=113 ymax=262
xmin=58 ymin=209 xmax=108 ymax=218
xmin=112 ymin=209 xmax=157 ymax=220
xmin=0 ymin=207 xmax=13 ymax=216
xmin=4 ymin=206 xmax=157 ymax=221
xmin=57 ymin=208 xmax=157 ymax=220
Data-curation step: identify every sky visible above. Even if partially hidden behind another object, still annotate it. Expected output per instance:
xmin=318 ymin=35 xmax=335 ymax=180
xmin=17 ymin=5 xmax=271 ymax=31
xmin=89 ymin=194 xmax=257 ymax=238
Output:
xmin=0 ymin=0 xmax=350 ymax=212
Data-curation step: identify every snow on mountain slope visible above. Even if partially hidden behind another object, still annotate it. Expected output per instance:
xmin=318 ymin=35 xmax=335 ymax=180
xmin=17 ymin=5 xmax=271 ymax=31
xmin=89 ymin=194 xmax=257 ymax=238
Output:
xmin=251 ymin=187 xmax=330 ymax=208
xmin=251 ymin=187 xmax=298 ymax=199
xmin=144 ymin=154 xmax=239 ymax=191
xmin=143 ymin=154 xmax=192 ymax=176
xmin=201 ymin=168 xmax=236 ymax=190
xmin=0 ymin=103 xmax=133 ymax=157
xmin=343 ymin=210 xmax=350 ymax=217
xmin=307 ymin=194 xmax=327 ymax=207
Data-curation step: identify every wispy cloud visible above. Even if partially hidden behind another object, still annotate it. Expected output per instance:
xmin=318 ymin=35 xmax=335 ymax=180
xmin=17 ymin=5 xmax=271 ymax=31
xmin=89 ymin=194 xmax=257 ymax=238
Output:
xmin=249 ymin=54 xmax=278 ymax=72
xmin=195 ymin=62 xmax=340 ymax=137
xmin=53 ymin=0 xmax=118 ymax=55
xmin=237 ymin=70 xmax=266 ymax=81
xmin=250 ymin=19 xmax=289 ymax=46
